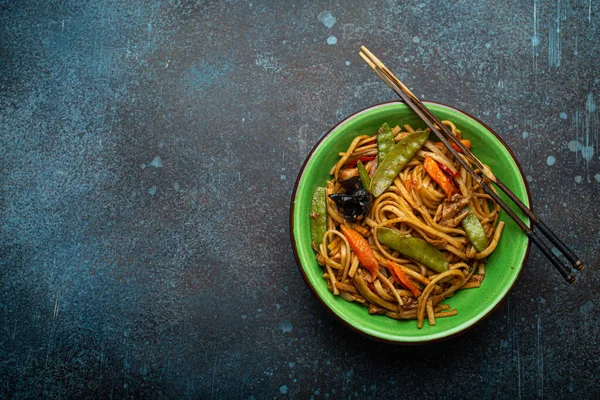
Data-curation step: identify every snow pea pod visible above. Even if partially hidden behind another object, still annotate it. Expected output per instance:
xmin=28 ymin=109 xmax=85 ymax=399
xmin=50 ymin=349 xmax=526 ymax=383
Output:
xmin=461 ymin=206 xmax=488 ymax=252
xmin=356 ymin=160 xmax=370 ymax=190
xmin=376 ymin=122 xmax=395 ymax=162
xmin=370 ymin=130 xmax=429 ymax=197
xmin=309 ymin=187 xmax=327 ymax=246
xmin=377 ymin=227 xmax=449 ymax=273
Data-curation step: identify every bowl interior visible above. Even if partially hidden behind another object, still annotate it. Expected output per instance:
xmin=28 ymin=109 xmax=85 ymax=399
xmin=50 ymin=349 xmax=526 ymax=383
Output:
xmin=291 ymin=102 xmax=531 ymax=343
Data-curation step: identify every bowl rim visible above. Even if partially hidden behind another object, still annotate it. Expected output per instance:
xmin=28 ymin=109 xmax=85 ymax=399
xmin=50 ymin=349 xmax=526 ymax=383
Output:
xmin=289 ymin=100 xmax=532 ymax=344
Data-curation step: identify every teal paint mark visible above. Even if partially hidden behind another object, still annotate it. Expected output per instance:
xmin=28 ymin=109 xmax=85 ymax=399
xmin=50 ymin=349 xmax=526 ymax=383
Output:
xmin=279 ymin=321 xmax=292 ymax=333
xmin=318 ymin=11 xmax=336 ymax=28
xmin=150 ymin=156 xmax=162 ymax=168
xmin=586 ymin=92 xmax=596 ymax=113
xmin=580 ymin=300 xmax=595 ymax=316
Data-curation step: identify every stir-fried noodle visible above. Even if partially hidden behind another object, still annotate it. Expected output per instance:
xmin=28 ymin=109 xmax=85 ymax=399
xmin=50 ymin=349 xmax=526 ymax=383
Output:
xmin=311 ymin=121 xmax=504 ymax=328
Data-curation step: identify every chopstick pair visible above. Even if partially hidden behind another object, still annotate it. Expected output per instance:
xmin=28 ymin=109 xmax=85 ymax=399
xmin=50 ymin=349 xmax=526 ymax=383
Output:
xmin=359 ymin=46 xmax=584 ymax=284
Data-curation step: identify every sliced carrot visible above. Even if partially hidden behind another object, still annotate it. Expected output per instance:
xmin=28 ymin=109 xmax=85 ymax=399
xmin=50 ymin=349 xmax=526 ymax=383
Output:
xmin=434 ymin=139 xmax=471 ymax=153
xmin=387 ymin=260 xmax=422 ymax=297
xmin=424 ymin=155 xmax=455 ymax=199
xmin=340 ymin=225 xmax=379 ymax=281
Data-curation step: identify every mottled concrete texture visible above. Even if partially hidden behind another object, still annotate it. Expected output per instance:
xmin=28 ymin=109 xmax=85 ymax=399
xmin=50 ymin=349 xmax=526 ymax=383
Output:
xmin=1 ymin=0 xmax=599 ymax=398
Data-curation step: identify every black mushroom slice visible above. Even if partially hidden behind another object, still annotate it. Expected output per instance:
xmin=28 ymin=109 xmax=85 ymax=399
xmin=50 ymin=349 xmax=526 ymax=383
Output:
xmin=339 ymin=176 xmax=362 ymax=194
xmin=329 ymin=178 xmax=372 ymax=222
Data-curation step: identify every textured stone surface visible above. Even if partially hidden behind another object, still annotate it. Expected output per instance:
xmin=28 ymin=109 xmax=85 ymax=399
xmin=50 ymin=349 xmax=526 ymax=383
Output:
xmin=1 ymin=0 xmax=599 ymax=398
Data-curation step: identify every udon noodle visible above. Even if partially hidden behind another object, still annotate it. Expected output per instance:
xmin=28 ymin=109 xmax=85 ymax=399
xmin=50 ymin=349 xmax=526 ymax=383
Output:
xmin=311 ymin=120 xmax=504 ymax=328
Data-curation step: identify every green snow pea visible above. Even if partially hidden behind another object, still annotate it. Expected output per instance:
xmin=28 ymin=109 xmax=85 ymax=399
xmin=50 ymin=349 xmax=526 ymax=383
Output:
xmin=370 ymin=130 xmax=429 ymax=197
xmin=376 ymin=122 xmax=396 ymax=163
xmin=356 ymin=160 xmax=371 ymax=190
xmin=461 ymin=206 xmax=488 ymax=252
xmin=309 ymin=187 xmax=327 ymax=246
xmin=377 ymin=227 xmax=449 ymax=273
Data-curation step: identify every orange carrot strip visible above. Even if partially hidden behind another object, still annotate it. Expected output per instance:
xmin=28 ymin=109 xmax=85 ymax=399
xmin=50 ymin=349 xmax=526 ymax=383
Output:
xmin=424 ymin=155 xmax=455 ymax=199
xmin=387 ymin=260 xmax=422 ymax=297
xmin=340 ymin=225 xmax=379 ymax=281
xmin=434 ymin=139 xmax=471 ymax=153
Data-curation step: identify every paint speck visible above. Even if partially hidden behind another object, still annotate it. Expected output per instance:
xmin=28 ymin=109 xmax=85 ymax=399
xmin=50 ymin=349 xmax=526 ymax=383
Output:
xmin=173 ymin=182 xmax=180 ymax=191
xmin=574 ymin=175 xmax=582 ymax=183
xmin=345 ymin=61 xmax=350 ymax=66
xmin=581 ymin=146 xmax=594 ymax=161
xmin=147 ymin=186 xmax=157 ymax=196
xmin=526 ymin=175 xmax=533 ymax=182
xmin=485 ymin=42 xmax=491 ymax=49
xmin=150 ymin=156 xmax=163 ymax=168
xmin=140 ymin=163 xmax=146 ymax=169
xmin=546 ymin=155 xmax=556 ymax=166
xmin=280 ymin=385 xmax=288 ymax=394
xmin=275 ymin=303 xmax=281 ymax=310
xmin=327 ymin=35 xmax=337 ymax=45
xmin=586 ymin=92 xmax=596 ymax=113
xmin=580 ymin=300 xmax=595 ymax=317
xmin=568 ymin=140 xmax=594 ymax=161
xmin=522 ymin=131 xmax=529 ymax=139
xmin=242 ymin=314 xmax=247 ymax=319
xmin=562 ymin=202 xmax=567 ymax=207
xmin=289 ymin=362 xmax=295 ymax=368
xmin=560 ymin=112 xmax=568 ymax=120
xmin=595 ymin=173 xmax=600 ymax=182
xmin=568 ymin=140 xmax=581 ymax=152
xmin=412 ymin=36 xmax=420 ymax=43
xmin=318 ymin=11 xmax=336 ymax=28
xmin=280 ymin=321 xmax=293 ymax=333
xmin=531 ymin=35 xmax=540 ymax=46
xmin=280 ymin=174 xmax=286 ymax=180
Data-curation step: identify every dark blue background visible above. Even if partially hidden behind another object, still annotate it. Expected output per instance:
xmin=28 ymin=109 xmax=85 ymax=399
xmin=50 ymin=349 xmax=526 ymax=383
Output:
xmin=1 ymin=1 xmax=599 ymax=398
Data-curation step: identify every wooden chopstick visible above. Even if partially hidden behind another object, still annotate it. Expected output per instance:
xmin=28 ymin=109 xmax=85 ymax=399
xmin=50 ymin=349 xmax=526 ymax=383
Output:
xmin=359 ymin=46 xmax=583 ymax=283
xmin=360 ymin=46 xmax=584 ymax=272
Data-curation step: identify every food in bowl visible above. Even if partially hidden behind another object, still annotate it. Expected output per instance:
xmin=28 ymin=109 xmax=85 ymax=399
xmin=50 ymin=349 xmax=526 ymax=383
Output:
xmin=309 ymin=119 xmax=505 ymax=329
xmin=291 ymin=102 xmax=530 ymax=343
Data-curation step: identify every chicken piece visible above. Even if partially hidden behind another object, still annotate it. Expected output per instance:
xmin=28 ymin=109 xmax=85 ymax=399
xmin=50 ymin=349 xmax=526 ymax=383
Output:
xmin=439 ymin=193 xmax=472 ymax=223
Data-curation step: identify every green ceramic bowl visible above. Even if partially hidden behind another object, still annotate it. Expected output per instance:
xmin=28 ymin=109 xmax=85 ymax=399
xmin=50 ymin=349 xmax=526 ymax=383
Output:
xmin=290 ymin=101 xmax=531 ymax=343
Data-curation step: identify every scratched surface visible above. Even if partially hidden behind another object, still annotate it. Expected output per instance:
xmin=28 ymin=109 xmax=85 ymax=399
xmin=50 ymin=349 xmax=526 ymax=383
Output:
xmin=1 ymin=0 xmax=599 ymax=398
